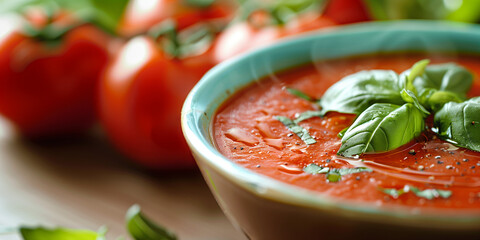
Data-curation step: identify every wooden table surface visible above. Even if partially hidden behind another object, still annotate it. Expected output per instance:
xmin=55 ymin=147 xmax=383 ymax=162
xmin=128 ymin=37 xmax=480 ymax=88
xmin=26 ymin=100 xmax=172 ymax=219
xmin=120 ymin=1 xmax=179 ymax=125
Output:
xmin=0 ymin=116 xmax=245 ymax=240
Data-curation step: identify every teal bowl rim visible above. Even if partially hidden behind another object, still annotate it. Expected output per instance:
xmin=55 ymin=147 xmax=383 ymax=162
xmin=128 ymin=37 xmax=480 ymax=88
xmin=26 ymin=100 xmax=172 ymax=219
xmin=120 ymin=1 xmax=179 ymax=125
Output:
xmin=182 ymin=20 xmax=480 ymax=229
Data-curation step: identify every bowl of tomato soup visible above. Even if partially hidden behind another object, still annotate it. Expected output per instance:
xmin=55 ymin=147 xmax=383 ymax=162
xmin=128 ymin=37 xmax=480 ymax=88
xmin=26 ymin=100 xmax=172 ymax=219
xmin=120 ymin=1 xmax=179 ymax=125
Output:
xmin=182 ymin=21 xmax=480 ymax=240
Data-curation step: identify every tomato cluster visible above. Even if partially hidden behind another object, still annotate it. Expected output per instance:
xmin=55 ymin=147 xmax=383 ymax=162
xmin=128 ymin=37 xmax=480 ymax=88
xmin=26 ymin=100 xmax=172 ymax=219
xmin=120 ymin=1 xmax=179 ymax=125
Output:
xmin=0 ymin=0 xmax=371 ymax=169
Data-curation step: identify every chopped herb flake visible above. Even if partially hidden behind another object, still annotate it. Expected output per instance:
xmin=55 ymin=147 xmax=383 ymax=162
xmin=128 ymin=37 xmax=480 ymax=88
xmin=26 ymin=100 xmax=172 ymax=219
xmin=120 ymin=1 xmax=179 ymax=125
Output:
xmin=303 ymin=163 xmax=372 ymax=182
xmin=379 ymin=185 xmax=452 ymax=200
xmin=275 ymin=116 xmax=316 ymax=145
xmin=326 ymin=172 xmax=341 ymax=182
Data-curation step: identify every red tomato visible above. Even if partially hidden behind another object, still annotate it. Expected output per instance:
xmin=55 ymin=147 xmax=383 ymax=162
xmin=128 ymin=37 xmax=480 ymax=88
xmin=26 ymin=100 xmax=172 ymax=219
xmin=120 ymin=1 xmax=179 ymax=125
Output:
xmin=323 ymin=0 xmax=371 ymax=24
xmin=0 ymin=15 xmax=110 ymax=137
xmin=119 ymin=0 xmax=236 ymax=36
xmin=99 ymin=35 xmax=215 ymax=169
xmin=213 ymin=13 xmax=336 ymax=63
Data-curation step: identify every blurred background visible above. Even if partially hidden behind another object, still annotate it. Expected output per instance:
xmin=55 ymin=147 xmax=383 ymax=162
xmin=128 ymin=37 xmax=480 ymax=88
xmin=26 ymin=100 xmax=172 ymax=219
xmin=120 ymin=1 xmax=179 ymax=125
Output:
xmin=0 ymin=0 xmax=479 ymax=239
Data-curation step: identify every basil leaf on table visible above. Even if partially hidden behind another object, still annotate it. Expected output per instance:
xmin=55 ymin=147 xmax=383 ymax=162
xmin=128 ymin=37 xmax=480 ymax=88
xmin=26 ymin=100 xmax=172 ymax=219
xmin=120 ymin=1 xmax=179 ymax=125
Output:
xmin=126 ymin=204 xmax=177 ymax=240
xmin=338 ymin=103 xmax=425 ymax=157
xmin=20 ymin=226 xmax=106 ymax=240
xmin=434 ymin=97 xmax=480 ymax=152
xmin=318 ymin=70 xmax=405 ymax=115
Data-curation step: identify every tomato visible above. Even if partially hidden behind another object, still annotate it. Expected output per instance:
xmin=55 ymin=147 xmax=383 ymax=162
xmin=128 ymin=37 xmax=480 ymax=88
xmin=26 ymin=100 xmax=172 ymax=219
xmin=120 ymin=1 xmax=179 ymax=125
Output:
xmin=323 ymin=0 xmax=371 ymax=24
xmin=0 ymin=14 xmax=110 ymax=137
xmin=99 ymin=28 xmax=215 ymax=169
xmin=213 ymin=13 xmax=336 ymax=63
xmin=118 ymin=0 xmax=236 ymax=36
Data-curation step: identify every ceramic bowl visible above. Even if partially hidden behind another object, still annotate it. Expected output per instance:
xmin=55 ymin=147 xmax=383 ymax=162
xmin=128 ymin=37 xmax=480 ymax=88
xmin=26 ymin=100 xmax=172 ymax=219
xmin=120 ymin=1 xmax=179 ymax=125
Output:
xmin=181 ymin=21 xmax=480 ymax=240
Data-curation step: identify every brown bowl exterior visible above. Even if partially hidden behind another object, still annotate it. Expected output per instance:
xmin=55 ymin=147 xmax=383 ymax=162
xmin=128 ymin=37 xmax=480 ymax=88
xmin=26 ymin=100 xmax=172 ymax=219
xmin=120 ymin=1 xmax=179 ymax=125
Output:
xmin=193 ymin=149 xmax=480 ymax=240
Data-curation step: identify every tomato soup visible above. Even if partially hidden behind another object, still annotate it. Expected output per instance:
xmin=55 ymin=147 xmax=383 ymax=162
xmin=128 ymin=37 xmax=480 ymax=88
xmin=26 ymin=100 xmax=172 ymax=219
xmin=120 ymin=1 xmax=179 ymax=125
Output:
xmin=213 ymin=54 xmax=480 ymax=210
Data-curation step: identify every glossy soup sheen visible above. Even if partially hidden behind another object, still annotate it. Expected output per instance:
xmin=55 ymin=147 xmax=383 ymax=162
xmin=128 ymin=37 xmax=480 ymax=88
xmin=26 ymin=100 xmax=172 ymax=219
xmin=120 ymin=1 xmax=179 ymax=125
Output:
xmin=213 ymin=54 xmax=480 ymax=210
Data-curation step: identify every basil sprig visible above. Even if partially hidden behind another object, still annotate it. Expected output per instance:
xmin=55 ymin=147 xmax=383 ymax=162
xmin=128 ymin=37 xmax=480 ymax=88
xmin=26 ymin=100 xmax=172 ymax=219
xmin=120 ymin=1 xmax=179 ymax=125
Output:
xmin=287 ymin=59 xmax=477 ymax=156
xmin=316 ymin=60 xmax=478 ymax=156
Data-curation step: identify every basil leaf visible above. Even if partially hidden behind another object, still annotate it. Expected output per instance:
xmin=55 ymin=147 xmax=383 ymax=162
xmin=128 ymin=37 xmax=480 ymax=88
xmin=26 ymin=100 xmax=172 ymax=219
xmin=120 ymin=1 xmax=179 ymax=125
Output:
xmin=338 ymin=103 xmax=425 ymax=157
xmin=400 ymin=89 xmax=430 ymax=115
xmin=433 ymin=97 xmax=480 ymax=152
xmin=126 ymin=205 xmax=177 ymax=240
xmin=318 ymin=70 xmax=405 ymax=115
xmin=276 ymin=116 xmax=316 ymax=145
xmin=402 ymin=63 xmax=473 ymax=100
xmin=424 ymin=89 xmax=463 ymax=112
xmin=406 ymin=59 xmax=430 ymax=95
xmin=20 ymin=226 xmax=105 ymax=240
xmin=303 ymin=163 xmax=372 ymax=182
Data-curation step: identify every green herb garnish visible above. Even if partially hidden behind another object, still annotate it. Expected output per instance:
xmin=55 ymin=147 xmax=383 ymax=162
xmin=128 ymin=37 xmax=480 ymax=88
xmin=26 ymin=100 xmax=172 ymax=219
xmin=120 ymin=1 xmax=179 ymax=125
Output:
xmin=19 ymin=226 xmax=107 ymax=240
xmin=303 ymin=163 xmax=372 ymax=182
xmin=337 ymin=103 xmax=425 ymax=157
xmin=317 ymin=70 xmax=405 ymax=116
xmin=380 ymin=185 xmax=452 ymax=200
xmin=4 ymin=204 xmax=176 ymax=240
xmin=275 ymin=116 xmax=316 ymax=145
xmin=285 ymin=60 xmax=477 ymax=155
xmin=312 ymin=60 xmax=476 ymax=156
xmin=434 ymin=97 xmax=480 ymax=152
xmin=126 ymin=204 xmax=177 ymax=240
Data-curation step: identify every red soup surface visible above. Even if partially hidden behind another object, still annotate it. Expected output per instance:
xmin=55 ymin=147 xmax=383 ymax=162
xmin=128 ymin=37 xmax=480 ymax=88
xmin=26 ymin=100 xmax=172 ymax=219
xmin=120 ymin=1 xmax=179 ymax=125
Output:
xmin=213 ymin=54 xmax=480 ymax=211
